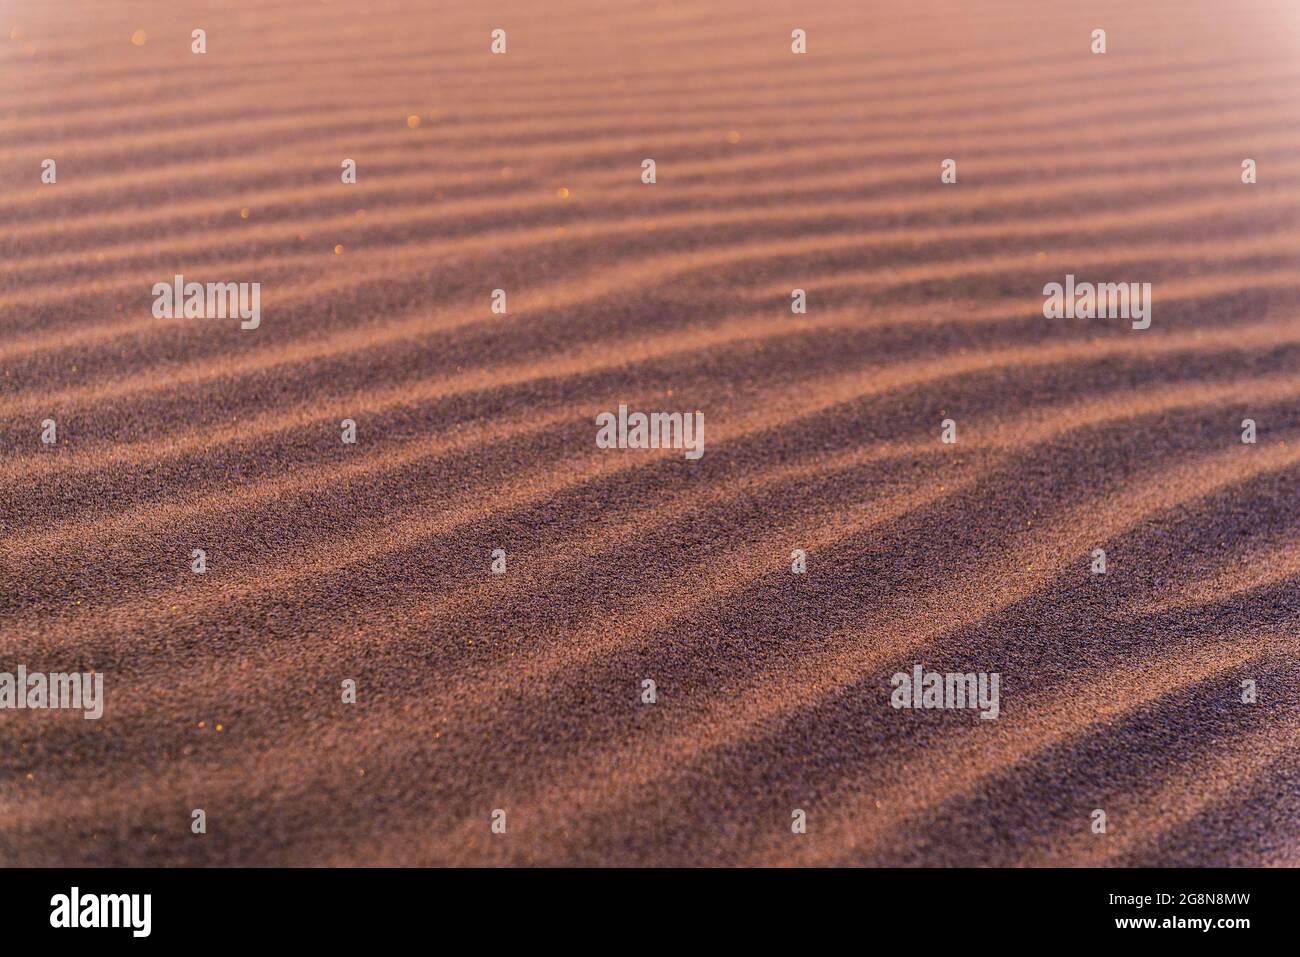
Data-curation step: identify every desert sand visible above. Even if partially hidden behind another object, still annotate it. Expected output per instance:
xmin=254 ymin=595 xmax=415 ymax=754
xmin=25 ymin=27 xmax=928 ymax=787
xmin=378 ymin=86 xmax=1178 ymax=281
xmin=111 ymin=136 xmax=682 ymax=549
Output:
xmin=1 ymin=0 xmax=1298 ymax=866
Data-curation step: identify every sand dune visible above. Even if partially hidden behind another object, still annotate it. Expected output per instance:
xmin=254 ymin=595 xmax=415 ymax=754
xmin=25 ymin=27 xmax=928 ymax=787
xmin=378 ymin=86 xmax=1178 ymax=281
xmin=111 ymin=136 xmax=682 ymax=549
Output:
xmin=2 ymin=0 xmax=1298 ymax=866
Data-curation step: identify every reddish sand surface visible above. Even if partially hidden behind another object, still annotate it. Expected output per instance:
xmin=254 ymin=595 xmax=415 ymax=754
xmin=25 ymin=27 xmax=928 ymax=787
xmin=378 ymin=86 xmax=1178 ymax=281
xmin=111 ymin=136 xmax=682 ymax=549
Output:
xmin=2 ymin=0 xmax=1299 ymax=866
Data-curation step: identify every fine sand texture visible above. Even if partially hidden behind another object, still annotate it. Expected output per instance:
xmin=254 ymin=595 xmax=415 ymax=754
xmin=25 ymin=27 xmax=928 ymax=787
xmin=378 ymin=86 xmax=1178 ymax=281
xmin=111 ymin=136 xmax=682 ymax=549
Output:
xmin=2 ymin=0 xmax=1299 ymax=866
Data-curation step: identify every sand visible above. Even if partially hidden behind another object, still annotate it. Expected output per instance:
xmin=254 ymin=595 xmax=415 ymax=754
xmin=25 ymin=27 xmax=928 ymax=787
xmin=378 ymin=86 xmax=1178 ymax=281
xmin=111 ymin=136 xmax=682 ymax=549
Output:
xmin=1 ymin=0 xmax=1298 ymax=866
